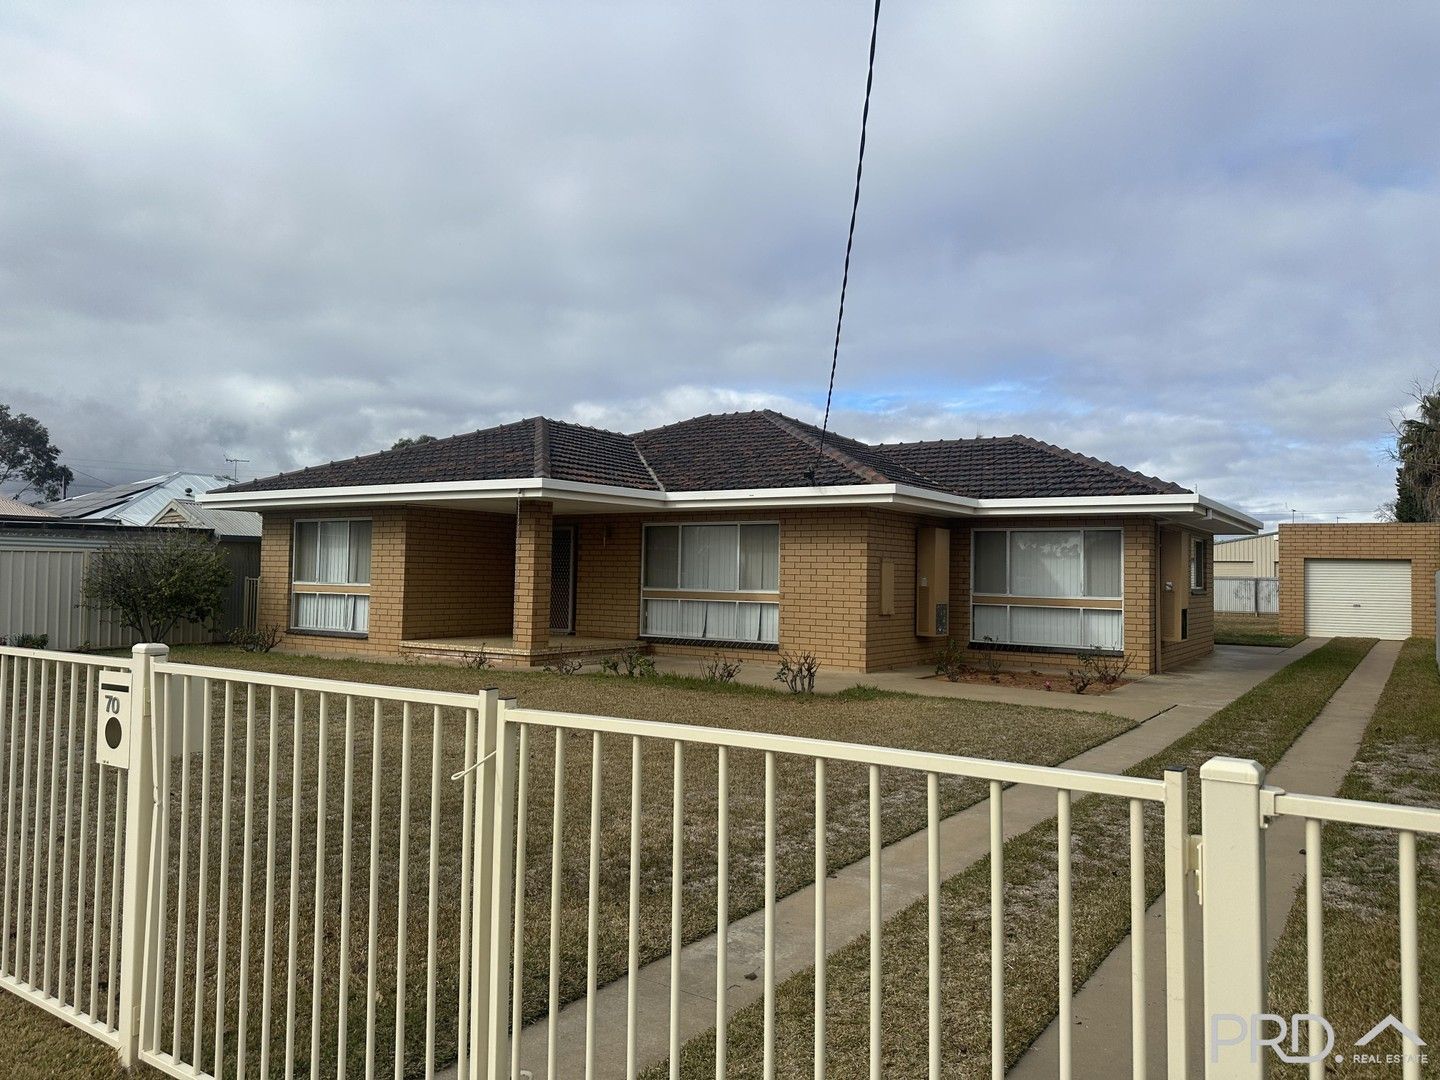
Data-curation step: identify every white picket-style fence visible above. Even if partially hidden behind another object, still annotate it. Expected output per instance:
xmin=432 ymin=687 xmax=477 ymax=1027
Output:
xmin=0 ymin=642 xmax=1433 ymax=1080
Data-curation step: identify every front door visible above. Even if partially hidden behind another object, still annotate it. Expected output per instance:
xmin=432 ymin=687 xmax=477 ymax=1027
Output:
xmin=550 ymin=526 xmax=576 ymax=633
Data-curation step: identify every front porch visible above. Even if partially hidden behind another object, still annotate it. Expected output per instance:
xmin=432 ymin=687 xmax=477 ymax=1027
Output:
xmin=399 ymin=634 xmax=643 ymax=668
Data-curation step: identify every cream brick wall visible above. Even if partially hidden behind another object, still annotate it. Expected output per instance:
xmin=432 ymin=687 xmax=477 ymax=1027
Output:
xmin=512 ymin=501 xmax=553 ymax=651
xmin=1278 ymin=523 xmax=1440 ymax=638
xmin=256 ymin=504 xmax=1210 ymax=673
xmin=402 ymin=508 xmax=513 ymax=639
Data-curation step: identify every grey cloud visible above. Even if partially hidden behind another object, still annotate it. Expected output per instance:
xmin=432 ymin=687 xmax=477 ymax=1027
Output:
xmin=0 ymin=1 xmax=1436 ymax=515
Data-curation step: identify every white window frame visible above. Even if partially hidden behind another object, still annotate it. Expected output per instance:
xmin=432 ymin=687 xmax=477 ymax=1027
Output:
xmin=1190 ymin=536 xmax=1207 ymax=594
xmin=970 ymin=527 xmax=1125 ymax=653
xmin=290 ymin=591 xmax=370 ymax=635
xmin=639 ymin=521 xmax=780 ymax=644
xmin=968 ymin=603 xmax=1125 ymax=653
xmin=290 ymin=517 xmax=373 ymax=636
xmin=292 ymin=517 xmax=373 ymax=586
xmin=970 ymin=527 xmax=1124 ymax=600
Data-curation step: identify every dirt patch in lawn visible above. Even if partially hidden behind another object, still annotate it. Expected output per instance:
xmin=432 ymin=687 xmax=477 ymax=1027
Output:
xmin=926 ymin=669 xmax=1127 ymax=694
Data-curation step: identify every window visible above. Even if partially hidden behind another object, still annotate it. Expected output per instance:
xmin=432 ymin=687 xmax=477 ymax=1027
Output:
xmin=970 ymin=528 xmax=1124 ymax=652
xmin=1190 ymin=537 xmax=1206 ymax=592
xmin=291 ymin=519 xmax=372 ymax=634
xmin=641 ymin=523 xmax=779 ymax=644
xmin=293 ymin=519 xmax=371 ymax=584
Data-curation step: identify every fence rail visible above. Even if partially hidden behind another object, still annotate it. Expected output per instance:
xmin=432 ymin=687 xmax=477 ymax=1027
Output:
xmin=0 ymin=643 xmax=1432 ymax=1080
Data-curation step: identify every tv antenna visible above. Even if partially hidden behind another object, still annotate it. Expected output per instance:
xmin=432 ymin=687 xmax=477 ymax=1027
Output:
xmin=223 ymin=455 xmax=250 ymax=482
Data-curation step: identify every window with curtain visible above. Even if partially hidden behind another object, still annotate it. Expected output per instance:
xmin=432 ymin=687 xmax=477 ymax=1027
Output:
xmin=641 ymin=522 xmax=779 ymax=643
xmin=970 ymin=527 xmax=1124 ymax=652
xmin=1190 ymin=537 xmax=1206 ymax=592
xmin=291 ymin=519 xmax=373 ymax=634
xmin=293 ymin=520 xmax=372 ymax=584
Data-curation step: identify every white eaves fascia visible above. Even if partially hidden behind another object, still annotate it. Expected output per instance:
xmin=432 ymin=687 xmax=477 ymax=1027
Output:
xmin=200 ymin=476 xmax=1261 ymax=532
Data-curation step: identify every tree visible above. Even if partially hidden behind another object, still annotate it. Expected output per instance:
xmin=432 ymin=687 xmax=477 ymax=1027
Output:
xmin=0 ymin=404 xmax=73 ymax=500
xmin=81 ymin=531 xmax=231 ymax=642
xmin=1390 ymin=381 xmax=1440 ymax=522
xmin=391 ymin=434 xmax=438 ymax=450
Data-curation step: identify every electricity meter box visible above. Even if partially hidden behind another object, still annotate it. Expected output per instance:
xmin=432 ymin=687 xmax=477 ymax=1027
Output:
xmin=915 ymin=526 xmax=951 ymax=638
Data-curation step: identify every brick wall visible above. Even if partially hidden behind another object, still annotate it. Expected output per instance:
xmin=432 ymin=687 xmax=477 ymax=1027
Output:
xmin=1278 ymin=523 xmax=1440 ymax=638
xmin=402 ymin=507 xmax=513 ymax=639
xmin=255 ymin=503 xmax=1214 ymax=673
xmin=257 ymin=506 xmax=408 ymax=657
xmin=512 ymin=501 xmax=553 ymax=651
xmin=1160 ymin=529 xmax=1213 ymax=669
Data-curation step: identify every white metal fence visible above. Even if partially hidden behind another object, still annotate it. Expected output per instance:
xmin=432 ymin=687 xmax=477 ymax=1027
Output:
xmin=0 ymin=643 xmax=1433 ymax=1079
xmin=1214 ymin=577 xmax=1280 ymax=615
xmin=0 ymin=646 xmax=136 ymax=1048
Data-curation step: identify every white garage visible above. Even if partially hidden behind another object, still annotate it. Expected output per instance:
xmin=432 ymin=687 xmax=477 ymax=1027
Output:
xmin=1303 ymin=559 xmax=1412 ymax=639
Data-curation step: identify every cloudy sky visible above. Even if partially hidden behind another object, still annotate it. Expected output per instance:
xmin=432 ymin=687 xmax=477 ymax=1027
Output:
xmin=2 ymin=2 xmax=1437 ymax=523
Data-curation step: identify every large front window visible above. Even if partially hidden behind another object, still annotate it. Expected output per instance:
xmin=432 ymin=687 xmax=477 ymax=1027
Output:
xmin=291 ymin=519 xmax=372 ymax=634
xmin=971 ymin=528 xmax=1123 ymax=652
xmin=641 ymin=523 xmax=779 ymax=644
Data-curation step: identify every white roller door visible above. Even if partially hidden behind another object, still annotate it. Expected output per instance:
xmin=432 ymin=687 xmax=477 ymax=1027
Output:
xmin=1303 ymin=559 xmax=1412 ymax=639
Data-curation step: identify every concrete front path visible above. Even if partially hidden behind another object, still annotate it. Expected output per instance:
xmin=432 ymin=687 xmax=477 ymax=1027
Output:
xmin=486 ymin=640 xmax=1323 ymax=1079
xmin=1010 ymin=638 xmax=1402 ymax=1080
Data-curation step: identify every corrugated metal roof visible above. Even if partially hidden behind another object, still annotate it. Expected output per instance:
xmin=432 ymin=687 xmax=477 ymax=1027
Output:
xmin=0 ymin=495 xmax=55 ymax=519
xmin=149 ymin=498 xmax=262 ymax=539
xmin=45 ymin=472 xmax=235 ymax=526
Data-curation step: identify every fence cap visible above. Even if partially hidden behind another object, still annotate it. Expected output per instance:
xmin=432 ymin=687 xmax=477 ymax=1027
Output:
xmin=130 ymin=642 xmax=171 ymax=657
xmin=1198 ymin=756 xmax=1265 ymax=786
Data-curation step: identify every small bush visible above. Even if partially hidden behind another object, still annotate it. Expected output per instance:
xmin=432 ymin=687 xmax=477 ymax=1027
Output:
xmin=774 ymin=652 xmax=819 ymax=694
xmin=701 ymin=653 xmax=742 ymax=683
xmin=1066 ymin=666 xmax=1095 ymax=694
xmin=976 ymin=636 xmax=1003 ymax=680
xmin=0 ymin=632 xmax=49 ymax=650
xmin=602 ymin=646 xmax=656 ymax=677
xmin=228 ymin=625 xmax=282 ymax=653
xmin=462 ymin=646 xmax=492 ymax=670
xmin=934 ymin=638 xmax=970 ymax=682
xmin=544 ymin=657 xmax=584 ymax=676
xmin=1078 ymin=648 xmax=1130 ymax=687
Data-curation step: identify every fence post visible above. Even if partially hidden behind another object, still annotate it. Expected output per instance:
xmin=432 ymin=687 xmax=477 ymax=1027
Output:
xmin=468 ymin=688 xmax=500 ymax=1078
xmin=115 ymin=642 xmax=167 ymax=1068
xmin=1163 ymin=766 xmax=1192 ymax=1080
xmin=484 ymin=698 xmax=519 ymax=1080
xmin=1199 ymin=757 xmax=1267 ymax=1080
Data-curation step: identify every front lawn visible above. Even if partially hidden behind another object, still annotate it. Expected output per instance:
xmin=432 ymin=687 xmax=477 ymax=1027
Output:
xmin=651 ymin=636 xmax=1377 ymax=1078
xmin=1268 ymin=638 xmax=1440 ymax=1075
xmin=1215 ymin=612 xmax=1306 ymax=648
xmin=0 ymin=644 xmax=1131 ymax=1080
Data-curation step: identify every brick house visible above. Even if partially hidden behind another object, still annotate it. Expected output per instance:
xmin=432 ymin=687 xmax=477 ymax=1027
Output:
xmin=203 ymin=411 xmax=1259 ymax=673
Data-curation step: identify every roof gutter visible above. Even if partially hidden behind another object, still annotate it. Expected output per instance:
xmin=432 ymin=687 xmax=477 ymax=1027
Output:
xmin=202 ymin=477 xmax=1261 ymax=533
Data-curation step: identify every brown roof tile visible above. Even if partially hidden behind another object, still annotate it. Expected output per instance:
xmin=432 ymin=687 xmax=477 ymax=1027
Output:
xmin=219 ymin=410 xmax=1189 ymax=500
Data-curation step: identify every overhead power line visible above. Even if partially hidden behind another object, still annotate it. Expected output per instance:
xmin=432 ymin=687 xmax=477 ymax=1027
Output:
xmin=812 ymin=0 xmax=882 ymax=478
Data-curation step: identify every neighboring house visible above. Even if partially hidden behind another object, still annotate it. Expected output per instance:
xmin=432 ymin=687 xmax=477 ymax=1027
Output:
xmin=0 ymin=518 xmax=215 ymax=650
xmin=44 ymin=471 xmax=238 ymax=525
xmin=0 ymin=495 xmax=56 ymax=520
xmin=203 ymin=411 xmax=1259 ymax=673
xmin=1278 ymin=522 xmax=1440 ymax=641
xmin=149 ymin=498 xmax=263 ymax=631
xmin=1213 ymin=532 xmax=1279 ymax=578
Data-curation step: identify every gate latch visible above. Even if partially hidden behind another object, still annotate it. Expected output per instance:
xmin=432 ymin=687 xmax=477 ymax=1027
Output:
xmin=1187 ymin=835 xmax=1204 ymax=905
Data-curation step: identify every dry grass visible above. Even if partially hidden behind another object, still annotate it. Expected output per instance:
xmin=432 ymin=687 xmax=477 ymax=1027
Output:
xmin=650 ymin=637 xmax=1377 ymax=1078
xmin=0 ymin=645 xmax=1129 ymax=1079
xmin=1268 ymin=638 xmax=1440 ymax=1076
xmin=1215 ymin=612 xmax=1306 ymax=648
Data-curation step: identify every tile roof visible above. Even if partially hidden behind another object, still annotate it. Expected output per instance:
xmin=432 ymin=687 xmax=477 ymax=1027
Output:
xmin=218 ymin=411 xmax=1190 ymax=500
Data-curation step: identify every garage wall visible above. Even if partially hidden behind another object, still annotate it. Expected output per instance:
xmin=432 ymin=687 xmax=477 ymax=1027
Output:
xmin=1278 ymin=523 xmax=1440 ymax=639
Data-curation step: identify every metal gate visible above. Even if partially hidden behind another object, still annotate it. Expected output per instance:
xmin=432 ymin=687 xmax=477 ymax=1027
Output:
xmin=1 ymin=641 xmax=1433 ymax=1079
